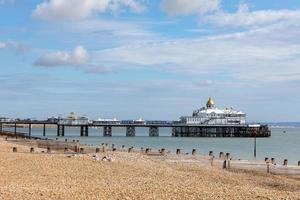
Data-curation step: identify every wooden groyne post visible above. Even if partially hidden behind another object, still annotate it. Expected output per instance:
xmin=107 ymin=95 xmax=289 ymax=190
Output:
xmin=176 ymin=149 xmax=181 ymax=155
xmin=192 ymin=149 xmax=196 ymax=155
xmin=283 ymin=159 xmax=288 ymax=166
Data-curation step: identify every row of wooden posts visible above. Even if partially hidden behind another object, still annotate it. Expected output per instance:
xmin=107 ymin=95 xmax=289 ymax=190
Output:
xmin=11 ymin=141 xmax=300 ymax=167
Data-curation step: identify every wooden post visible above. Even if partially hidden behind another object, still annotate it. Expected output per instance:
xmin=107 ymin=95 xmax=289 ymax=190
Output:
xmin=265 ymin=157 xmax=269 ymax=162
xmin=65 ymin=139 xmax=68 ymax=142
xmin=271 ymin=158 xmax=275 ymax=164
xmin=192 ymin=149 xmax=196 ymax=155
xmin=14 ymin=123 xmax=17 ymax=135
xmin=298 ymin=161 xmax=300 ymax=166
xmin=283 ymin=159 xmax=288 ymax=166
xmin=47 ymin=147 xmax=51 ymax=153
xmin=30 ymin=147 xmax=34 ymax=153
xmin=80 ymin=148 xmax=84 ymax=154
xmin=226 ymin=153 xmax=230 ymax=169
xmin=112 ymin=144 xmax=115 ymax=149
xmin=122 ymin=145 xmax=125 ymax=149
xmin=219 ymin=152 xmax=224 ymax=159
xmin=28 ymin=124 xmax=32 ymax=138
xmin=128 ymin=147 xmax=133 ymax=153
xmin=266 ymin=161 xmax=270 ymax=174
xmin=13 ymin=147 xmax=17 ymax=152
xmin=176 ymin=149 xmax=181 ymax=155
xmin=254 ymin=134 xmax=257 ymax=158
xmin=161 ymin=148 xmax=166 ymax=155
xmin=145 ymin=148 xmax=150 ymax=154
xmin=209 ymin=152 xmax=214 ymax=167
xmin=95 ymin=148 xmax=100 ymax=153
xmin=43 ymin=124 xmax=46 ymax=137
xmin=64 ymin=147 xmax=68 ymax=153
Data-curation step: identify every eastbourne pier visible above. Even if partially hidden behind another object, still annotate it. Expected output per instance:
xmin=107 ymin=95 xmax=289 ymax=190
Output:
xmin=0 ymin=98 xmax=271 ymax=138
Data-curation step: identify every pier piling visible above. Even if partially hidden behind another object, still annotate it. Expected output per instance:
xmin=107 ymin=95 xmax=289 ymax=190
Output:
xmin=283 ymin=159 xmax=288 ymax=166
xmin=126 ymin=126 xmax=135 ymax=137
xmin=103 ymin=126 xmax=112 ymax=137
xmin=149 ymin=126 xmax=159 ymax=137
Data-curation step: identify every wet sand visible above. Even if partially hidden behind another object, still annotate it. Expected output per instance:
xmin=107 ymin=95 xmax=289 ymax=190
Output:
xmin=0 ymin=137 xmax=300 ymax=200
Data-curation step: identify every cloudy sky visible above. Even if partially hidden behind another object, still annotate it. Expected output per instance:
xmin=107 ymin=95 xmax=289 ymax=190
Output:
xmin=1 ymin=0 xmax=300 ymax=121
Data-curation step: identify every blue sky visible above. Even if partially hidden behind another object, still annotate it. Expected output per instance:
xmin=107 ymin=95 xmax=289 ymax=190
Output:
xmin=1 ymin=0 xmax=300 ymax=121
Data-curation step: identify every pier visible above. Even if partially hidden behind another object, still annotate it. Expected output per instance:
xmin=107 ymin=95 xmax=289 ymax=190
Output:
xmin=0 ymin=120 xmax=271 ymax=138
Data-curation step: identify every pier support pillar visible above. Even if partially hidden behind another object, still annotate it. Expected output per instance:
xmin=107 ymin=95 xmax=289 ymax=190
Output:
xmin=149 ymin=126 xmax=159 ymax=137
xmin=103 ymin=126 xmax=112 ymax=137
xmin=126 ymin=126 xmax=135 ymax=137
xmin=172 ymin=127 xmax=181 ymax=137
xmin=57 ymin=125 xmax=65 ymax=137
xmin=80 ymin=126 xmax=89 ymax=137
xmin=43 ymin=124 xmax=46 ymax=137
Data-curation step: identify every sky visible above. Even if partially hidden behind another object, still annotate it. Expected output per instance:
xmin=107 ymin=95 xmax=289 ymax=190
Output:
xmin=1 ymin=0 xmax=300 ymax=122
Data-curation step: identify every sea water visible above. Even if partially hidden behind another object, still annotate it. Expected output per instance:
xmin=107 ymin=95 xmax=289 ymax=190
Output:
xmin=4 ymin=127 xmax=300 ymax=164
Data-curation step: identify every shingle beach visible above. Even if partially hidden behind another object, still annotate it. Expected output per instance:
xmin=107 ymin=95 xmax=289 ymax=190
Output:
xmin=0 ymin=137 xmax=299 ymax=200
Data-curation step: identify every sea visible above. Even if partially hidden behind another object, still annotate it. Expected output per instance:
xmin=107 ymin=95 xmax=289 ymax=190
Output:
xmin=3 ymin=126 xmax=300 ymax=165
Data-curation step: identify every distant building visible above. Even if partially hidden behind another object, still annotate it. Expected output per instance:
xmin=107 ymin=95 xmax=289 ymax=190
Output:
xmin=180 ymin=97 xmax=246 ymax=125
xmin=0 ymin=117 xmax=13 ymax=122
xmin=58 ymin=112 xmax=89 ymax=125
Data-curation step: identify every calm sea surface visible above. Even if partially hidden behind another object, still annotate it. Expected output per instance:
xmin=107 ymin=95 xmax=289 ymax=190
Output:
xmin=4 ymin=127 xmax=300 ymax=164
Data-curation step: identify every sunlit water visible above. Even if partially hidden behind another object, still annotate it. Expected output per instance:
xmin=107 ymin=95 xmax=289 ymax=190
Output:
xmin=4 ymin=126 xmax=300 ymax=164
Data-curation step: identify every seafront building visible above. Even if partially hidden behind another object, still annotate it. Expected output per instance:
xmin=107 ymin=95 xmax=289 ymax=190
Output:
xmin=179 ymin=97 xmax=246 ymax=125
xmin=58 ymin=112 xmax=89 ymax=125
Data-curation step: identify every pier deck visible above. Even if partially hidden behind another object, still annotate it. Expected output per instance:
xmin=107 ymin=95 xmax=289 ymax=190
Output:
xmin=0 ymin=120 xmax=271 ymax=137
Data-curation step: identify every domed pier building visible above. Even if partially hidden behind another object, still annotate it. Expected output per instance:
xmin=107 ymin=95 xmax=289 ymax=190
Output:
xmin=173 ymin=97 xmax=270 ymax=137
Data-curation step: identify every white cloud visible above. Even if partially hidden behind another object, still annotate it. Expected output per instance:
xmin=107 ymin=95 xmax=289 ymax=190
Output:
xmin=32 ymin=0 xmax=145 ymax=21
xmin=93 ymin=23 xmax=300 ymax=83
xmin=161 ymin=0 xmax=219 ymax=15
xmin=0 ymin=42 xmax=6 ymax=48
xmin=0 ymin=40 xmax=28 ymax=54
xmin=35 ymin=45 xmax=112 ymax=74
xmin=203 ymin=4 xmax=300 ymax=27
xmin=35 ymin=46 xmax=89 ymax=66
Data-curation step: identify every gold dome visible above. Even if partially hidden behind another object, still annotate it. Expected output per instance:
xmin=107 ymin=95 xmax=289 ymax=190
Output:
xmin=206 ymin=97 xmax=215 ymax=108
xmin=69 ymin=112 xmax=77 ymax=120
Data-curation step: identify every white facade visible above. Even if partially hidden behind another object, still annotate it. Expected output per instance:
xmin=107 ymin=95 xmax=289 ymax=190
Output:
xmin=58 ymin=112 xmax=89 ymax=125
xmin=180 ymin=98 xmax=246 ymax=125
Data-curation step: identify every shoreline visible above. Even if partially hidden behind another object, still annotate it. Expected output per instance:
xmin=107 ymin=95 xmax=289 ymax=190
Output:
xmin=1 ymin=135 xmax=300 ymax=199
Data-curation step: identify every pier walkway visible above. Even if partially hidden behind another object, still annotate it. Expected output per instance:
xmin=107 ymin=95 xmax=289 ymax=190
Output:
xmin=0 ymin=120 xmax=271 ymax=138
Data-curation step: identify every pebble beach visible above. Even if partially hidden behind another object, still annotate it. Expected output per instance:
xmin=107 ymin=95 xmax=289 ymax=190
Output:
xmin=0 ymin=136 xmax=300 ymax=200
